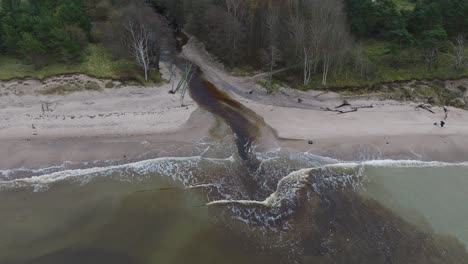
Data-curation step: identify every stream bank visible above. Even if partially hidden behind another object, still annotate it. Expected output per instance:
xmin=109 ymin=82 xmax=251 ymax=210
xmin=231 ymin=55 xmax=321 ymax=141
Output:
xmin=1 ymin=6 xmax=468 ymax=264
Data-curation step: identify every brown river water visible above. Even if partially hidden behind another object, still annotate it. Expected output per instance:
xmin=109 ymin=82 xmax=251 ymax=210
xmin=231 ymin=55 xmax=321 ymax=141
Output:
xmin=1 ymin=27 xmax=468 ymax=264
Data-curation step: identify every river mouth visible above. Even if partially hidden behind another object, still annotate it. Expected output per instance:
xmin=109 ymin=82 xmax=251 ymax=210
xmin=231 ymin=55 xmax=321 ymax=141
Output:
xmin=188 ymin=72 xmax=261 ymax=161
xmin=1 ymin=134 xmax=468 ymax=264
xmin=1 ymin=21 xmax=468 ymax=264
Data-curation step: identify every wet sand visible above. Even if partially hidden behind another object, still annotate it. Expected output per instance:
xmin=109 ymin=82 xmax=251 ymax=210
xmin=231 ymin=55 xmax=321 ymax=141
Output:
xmin=2 ymin=80 xmax=468 ymax=169
xmin=0 ymin=108 xmax=213 ymax=169
xmin=181 ymin=36 xmax=468 ymax=163
xmin=1 ymin=38 xmax=468 ymax=169
xmin=1 ymin=70 xmax=468 ymax=264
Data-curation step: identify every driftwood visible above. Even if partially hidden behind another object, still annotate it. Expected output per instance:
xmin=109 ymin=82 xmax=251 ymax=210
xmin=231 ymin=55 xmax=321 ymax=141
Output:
xmin=415 ymin=104 xmax=435 ymax=114
xmin=357 ymin=105 xmax=374 ymax=109
xmin=40 ymin=101 xmax=59 ymax=115
xmin=170 ymin=63 xmax=193 ymax=95
xmin=322 ymin=107 xmax=357 ymax=114
xmin=180 ymin=71 xmax=194 ymax=107
xmin=321 ymin=103 xmax=373 ymax=114
xmin=337 ymin=108 xmax=358 ymax=114
xmin=335 ymin=100 xmax=350 ymax=109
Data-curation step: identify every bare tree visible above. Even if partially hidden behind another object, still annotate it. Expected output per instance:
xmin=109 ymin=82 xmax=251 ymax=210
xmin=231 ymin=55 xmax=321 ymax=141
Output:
xmin=424 ymin=48 xmax=438 ymax=71
xmin=204 ymin=5 xmax=245 ymax=65
xmin=288 ymin=2 xmax=315 ymax=85
xmin=452 ymin=34 xmax=466 ymax=70
xmin=287 ymin=0 xmax=351 ymax=86
xmin=170 ymin=62 xmax=193 ymax=95
xmin=353 ymin=43 xmax=372 ymax=79
xmin=312 ymin=0 xmax=351 ymax=85
xmin=264 ymin=4 xmax=282 ymax=89
xmin=225 ymin=0 xmax=242 ymax=18
xmin=102 ymin=1 xmax=161 ymax=82
xmin=125 ymin=20 xmax=151 ymax=81
xmin=171 ymin=63 xmax=194 ymax=106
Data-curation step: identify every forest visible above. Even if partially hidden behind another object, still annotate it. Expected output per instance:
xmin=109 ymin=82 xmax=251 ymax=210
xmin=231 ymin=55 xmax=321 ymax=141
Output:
xmin=0 ymin=0 xmax=163 ymax=82
xmin=1 ymin=0 xmax=467 ymax=87
xmin=151 ymin=0 xmax=468 ymax=87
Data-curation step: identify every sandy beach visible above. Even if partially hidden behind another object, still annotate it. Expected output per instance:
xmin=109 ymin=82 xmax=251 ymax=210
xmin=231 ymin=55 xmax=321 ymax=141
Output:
xmin=181 ymin=37 xmax=468 ymax=162
xmin=1 ymin=39 xmax=468 ymax=169
xmin=0 ymin=68 xmax=211 ymax=168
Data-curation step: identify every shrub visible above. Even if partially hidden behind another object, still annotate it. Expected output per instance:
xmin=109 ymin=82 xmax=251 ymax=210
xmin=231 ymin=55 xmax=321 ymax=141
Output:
xmin=85 ymin=81 xmax=101 ymax=91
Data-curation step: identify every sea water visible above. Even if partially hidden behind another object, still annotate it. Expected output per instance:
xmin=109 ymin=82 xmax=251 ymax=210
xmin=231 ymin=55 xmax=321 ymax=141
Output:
xmin=362 ymin=164 xmax=468 ymax=246
xmin=1 ymin=141 xmax=467 ymax=264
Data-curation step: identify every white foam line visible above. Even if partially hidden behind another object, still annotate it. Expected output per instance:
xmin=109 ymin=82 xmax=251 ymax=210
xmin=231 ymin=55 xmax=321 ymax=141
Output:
xmin=207 ymin=168 xmax=312 ymax=207
xmin=187 ymin=183 xmax=219 ymax=189
xmin=0 ymin=164 xmax=68 ymax=177
xmin=331 ymin=159 xmax=468 ymax=169
xmin=0 ymin=155 xmax=235 ymax=190
xmin=0 ymin=160 xmax=111 ymax=178
xmin=207 ymin=199 xmax=268 ymax=206
xmin=3 ymin=155 xmax=466 ymax=193
xmin=206 ymin=160 xmax=468 ymax=207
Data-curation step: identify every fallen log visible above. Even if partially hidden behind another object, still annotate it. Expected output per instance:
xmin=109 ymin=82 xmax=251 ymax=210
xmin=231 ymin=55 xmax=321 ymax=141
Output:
xmin=337 ymin=108 xmax=359 ymax=114
xmin=335 ymin=100 xmax=351 ymax=109
xmin=416 ymin=104 xmax=435 ymax=114
xmin=321 ymin=104 xmax=373 ymax=114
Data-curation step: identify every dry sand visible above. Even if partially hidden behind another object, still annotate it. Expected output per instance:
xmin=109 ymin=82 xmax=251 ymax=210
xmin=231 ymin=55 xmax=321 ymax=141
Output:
xmin=1 ymin=39 xmax=468 ymax=169
xmin=0 ymin=65 xmax=211 ymax=168
xmin=181 ymin=37 xmax=468 ymax=162
xmin=0 ymin=68 xmax=197 ymax=140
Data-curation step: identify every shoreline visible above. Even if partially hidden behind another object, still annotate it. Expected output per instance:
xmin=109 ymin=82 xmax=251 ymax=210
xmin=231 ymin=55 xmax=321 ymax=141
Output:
xmin=1 ymin=128 xmax=467 ymax=170
xmin=1 ymin=40 xmax=468 ymax=169
xmin=3 ymin=133 xmax=466 ymax=169
xmin=248 ymin=100 xmax=468 ymax=162
xmin=0 ymin=108 xmax=213 ymax=169
xmin=280 ymin=134 xmax=468 ymax=162
xmin=2 ymin=87 xmax=468 ymax=169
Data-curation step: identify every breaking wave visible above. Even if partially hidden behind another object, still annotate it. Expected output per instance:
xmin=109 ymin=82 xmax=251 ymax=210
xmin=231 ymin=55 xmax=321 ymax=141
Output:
xmin=1 ymin=156 xmax=466 ymax=192
xmin=2 ymin=143 xmax=468 ymax=263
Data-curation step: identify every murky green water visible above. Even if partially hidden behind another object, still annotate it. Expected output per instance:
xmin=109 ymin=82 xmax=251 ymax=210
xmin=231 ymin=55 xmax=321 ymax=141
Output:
xmin=0 ymin=147 xmax=298 ymax=264
xmin=1 ymin=147 xmax=468 ymax=264
xmin=362 ymin=165 xmax=468 ymax=247
xmin=3 ymin=8 xmax=467 ymax=263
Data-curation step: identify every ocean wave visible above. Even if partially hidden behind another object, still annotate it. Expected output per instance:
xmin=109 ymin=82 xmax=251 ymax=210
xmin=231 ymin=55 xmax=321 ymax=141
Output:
xmin=3 ymin=154 xmax=467 ymax=262
xmin=207 ymin=165 xmax=365 ymax=230
xmin=0 ymin=160 xmax=115 ymax=181
xmin=203 ymin=159 xmax=468 ymax=231
xmin=208 ymin=159 xmax=468 ymax=208
xmin=0 ymin=155 xmax=236 ymax=192
xmin=332 ymin=159 xmax=468 ymax=169
xmin=2 ymin=156 xmax=466 ymax=193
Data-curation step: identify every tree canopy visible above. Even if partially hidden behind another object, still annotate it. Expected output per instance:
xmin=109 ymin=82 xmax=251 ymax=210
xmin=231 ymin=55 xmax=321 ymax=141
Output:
xmin=0 ymin=0 xmax=91 ymax=66
xmin=1 ymin=0 xmax=467 ymax=84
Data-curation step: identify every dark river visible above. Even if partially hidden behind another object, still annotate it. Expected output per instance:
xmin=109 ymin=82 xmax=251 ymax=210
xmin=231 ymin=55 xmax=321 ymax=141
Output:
xmin=1 ymin=20 xmax=468 ymax=264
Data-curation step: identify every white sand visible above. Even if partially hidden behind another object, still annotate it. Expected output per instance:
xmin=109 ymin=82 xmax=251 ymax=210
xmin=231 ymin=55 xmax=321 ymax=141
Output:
xmin=0 ymin=71 xmax=196 ymax=140
xmin=247 ymin=100 xmax=468 ymax=140
xmin=1 ymin=37 xmax=468 ymax=168
xmin=181 ymin=36 xmax=468 ymax=161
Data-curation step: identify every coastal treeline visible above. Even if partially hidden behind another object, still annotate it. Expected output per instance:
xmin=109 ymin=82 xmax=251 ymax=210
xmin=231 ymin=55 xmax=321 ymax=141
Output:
xmin=151 ymin=0 xmax=352 ymax=85
xmin=0 ymin=0 xmax=162 ymax=81
xmin=1 ymin=0 xmax=468 ymax=86
xmin=347 ymin=0 xmax=468 ymax=38
xmin=347 ymin=0 xmax=468 ymax=70
xmin=151 ymin=0 xmax=468 ymax=86
xmin=92 ymin=0 xmax=163 ymax=81
xmin=0 ymin=0 xmax=91 ymax=66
